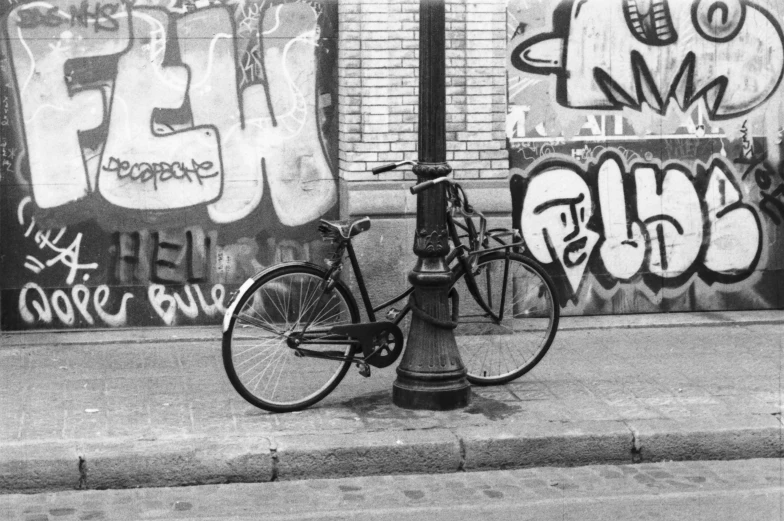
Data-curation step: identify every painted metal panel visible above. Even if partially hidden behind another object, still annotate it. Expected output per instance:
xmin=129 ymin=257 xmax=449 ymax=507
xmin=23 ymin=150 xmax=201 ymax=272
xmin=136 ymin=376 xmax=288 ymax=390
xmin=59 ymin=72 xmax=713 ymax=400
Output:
xmin=0 ymin=0 xmax=339 ymax=329
xmin=507 ymin=0 xmax=784 ymax=314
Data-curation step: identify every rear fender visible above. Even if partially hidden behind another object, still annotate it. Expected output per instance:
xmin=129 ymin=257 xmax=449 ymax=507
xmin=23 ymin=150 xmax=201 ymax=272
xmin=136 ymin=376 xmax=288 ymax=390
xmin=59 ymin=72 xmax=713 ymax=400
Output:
xmin=222 ymin=261 xmax=328 ymax=333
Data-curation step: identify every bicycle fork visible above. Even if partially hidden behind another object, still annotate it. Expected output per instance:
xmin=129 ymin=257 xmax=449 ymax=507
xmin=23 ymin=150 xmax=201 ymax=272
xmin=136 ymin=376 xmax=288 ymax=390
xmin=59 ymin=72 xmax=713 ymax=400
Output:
xmin=457 ymin=253 xmax=507 ymax=323
xmin=447 ymin=225 xmax=509 ymax=324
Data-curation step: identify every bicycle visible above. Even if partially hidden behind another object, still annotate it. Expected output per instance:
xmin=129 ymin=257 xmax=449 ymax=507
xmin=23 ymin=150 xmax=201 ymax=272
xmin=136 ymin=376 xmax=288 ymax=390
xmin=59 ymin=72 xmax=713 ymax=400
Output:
xmin=222 ymin=160 xmax=559 ymax=412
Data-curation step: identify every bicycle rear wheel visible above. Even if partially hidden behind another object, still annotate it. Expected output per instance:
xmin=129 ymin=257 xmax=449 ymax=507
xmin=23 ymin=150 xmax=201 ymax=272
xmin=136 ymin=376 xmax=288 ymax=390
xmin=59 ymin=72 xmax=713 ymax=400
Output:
xmin=451 ymin=252 xmax=558 ymax=385
xmin=222 ymin=263 xmax=360 ymax=412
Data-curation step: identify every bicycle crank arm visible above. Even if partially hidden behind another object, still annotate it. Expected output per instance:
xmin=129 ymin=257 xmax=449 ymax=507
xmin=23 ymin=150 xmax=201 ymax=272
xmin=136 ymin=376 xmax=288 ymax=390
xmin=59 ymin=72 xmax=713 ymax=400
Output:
xmin=330 ymin=321 xmax=404 ymax=369
xmin=292 ymin=347 xmax=357 ymax=363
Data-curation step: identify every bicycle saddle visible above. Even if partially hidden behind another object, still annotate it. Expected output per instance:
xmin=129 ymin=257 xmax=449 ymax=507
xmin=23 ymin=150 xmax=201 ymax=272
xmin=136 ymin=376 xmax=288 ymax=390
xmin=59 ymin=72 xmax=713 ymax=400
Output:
xmin=318 ymin=216 xmax=371 ymax=241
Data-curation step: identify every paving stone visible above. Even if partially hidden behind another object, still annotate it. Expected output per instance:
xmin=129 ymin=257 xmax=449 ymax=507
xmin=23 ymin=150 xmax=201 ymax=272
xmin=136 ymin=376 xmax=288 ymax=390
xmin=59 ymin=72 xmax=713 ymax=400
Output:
xmin=2 ymin=312 xmax=784 ymax=491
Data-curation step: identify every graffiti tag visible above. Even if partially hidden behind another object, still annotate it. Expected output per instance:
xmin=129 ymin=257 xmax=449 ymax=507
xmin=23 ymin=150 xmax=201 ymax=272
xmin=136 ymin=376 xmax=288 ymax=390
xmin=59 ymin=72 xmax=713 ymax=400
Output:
xmin=19 ymin=282 xmax=132 ymax=327
xmin=6 ymin=1 xmax=336 ymax=223
xmin=513 ymin=151 xmax=763 ymax=303
xmin=17 ymin=196 xmax=99 ymax=284
xmin=102 ymin=157 xmax=219 ymax=190
xmin=16 ymin=2 xmax=121 ymax=31
xmin=148 ymin=283 xmax=226 ymax=326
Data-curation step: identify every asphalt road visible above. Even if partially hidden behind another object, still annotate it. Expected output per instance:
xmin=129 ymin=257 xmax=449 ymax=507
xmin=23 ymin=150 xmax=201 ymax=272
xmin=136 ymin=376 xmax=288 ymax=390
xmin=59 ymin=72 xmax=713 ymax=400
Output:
xmin=2 ymin=459 xmax=783 ymax=520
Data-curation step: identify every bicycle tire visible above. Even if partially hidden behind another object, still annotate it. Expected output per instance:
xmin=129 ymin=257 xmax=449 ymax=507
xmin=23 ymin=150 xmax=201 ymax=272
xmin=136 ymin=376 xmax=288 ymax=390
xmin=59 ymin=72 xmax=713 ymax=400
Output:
xmin=451 ymin=252 xmax=559 ymax=385
xmin=222 ymin=263 xmax=360 ymax=412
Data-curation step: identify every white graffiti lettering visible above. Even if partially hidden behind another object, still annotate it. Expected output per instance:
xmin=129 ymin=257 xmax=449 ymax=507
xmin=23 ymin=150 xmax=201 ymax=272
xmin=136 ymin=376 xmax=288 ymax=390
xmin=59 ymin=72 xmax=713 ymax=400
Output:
xmin=521 ymin=164 xmax=600 ymax=295
xmin=72 ymin=284 xmax=93 ymax=325
xmin=19 ymin=282 xmax=52 ymax=324
xmin=6 ymin=1 xmax=336 ymax=223
xmin=149 ymin=284 xmax=176 ymax=325
xmin=635 ymin=163 xmax=703 ymax=277
xmin=18 ymin=282 xmax=132 ymax=326
xmin=51 ymin=289 xmax=74 ymax=325
xmin=6 ymin=1 xmax=130 ymax=208
xmin=99 ymin=8 xmax=223 ymax=210
xmin=703 ymin=162 xmax=763 ymax=275
xmin=148 ymin=283 xmax=226 ymax=325
xmin=515 ymin=151 xmax=762 ymax=301
xmin=17 ymin=196 xmax=99 ymax=284
xmin=93 ymin=285 xmax=132 ymax=327
xmin=597 ymin=156 xmax=646 ymax=281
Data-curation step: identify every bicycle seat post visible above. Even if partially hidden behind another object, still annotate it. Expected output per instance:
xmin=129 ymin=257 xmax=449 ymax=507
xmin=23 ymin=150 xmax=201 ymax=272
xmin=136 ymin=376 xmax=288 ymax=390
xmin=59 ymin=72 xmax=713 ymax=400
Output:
xmin=392 ymin=0 xmax=470 ymax=411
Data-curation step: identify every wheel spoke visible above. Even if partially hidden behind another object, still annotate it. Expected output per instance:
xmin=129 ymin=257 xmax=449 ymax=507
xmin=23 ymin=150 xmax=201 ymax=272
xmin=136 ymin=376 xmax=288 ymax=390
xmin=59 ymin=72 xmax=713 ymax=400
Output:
xmin=234 ymin=338 xmax=281 ymax=364
xmin=234 ymin=313 xmax=284 ymax=335
xmin=240 ymin=344 xmax=285 ymax=381
xmin=452 ymin=253 xmax=557 ymax=384
xmin=224 ymin=267 xmax=359 ymax=412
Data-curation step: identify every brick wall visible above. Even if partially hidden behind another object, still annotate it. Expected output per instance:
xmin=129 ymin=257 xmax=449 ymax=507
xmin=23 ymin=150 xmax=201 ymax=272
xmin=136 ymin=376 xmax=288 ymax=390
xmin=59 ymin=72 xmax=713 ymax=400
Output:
xmin=337 ymin=0 xmax=509 ymax=183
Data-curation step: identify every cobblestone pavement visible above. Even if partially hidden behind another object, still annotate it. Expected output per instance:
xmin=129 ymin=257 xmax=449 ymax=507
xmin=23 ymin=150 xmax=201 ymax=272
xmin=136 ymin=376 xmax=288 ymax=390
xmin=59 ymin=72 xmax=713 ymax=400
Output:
xmin=2 ymin=459 xmax=783 ymax=520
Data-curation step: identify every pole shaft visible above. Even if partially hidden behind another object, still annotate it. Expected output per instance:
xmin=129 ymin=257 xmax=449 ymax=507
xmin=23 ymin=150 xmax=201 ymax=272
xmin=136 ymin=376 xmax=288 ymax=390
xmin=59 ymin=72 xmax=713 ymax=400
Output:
xmin=392 ymin=0 xmax=470 ymax=410
xmin=418 ymin=0 xmax=446 ymax=164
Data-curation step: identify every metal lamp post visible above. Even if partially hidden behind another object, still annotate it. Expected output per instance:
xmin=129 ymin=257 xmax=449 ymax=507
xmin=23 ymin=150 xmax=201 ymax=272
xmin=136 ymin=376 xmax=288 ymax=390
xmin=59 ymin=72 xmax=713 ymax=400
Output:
xmin=392 ymin=0 xmax=471 ymax=410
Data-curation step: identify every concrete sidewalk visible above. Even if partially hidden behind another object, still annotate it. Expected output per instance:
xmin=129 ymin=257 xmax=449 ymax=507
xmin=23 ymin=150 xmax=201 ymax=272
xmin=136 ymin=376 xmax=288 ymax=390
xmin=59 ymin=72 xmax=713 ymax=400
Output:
xmin=1 ymin=310 xmax=783 ymax=493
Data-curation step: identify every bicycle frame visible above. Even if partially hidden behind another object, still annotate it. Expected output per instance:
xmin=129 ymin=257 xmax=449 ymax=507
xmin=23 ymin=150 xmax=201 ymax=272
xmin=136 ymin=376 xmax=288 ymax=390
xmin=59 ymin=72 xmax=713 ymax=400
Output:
xmin=333 ymin=182 xmax=526 ymax=330
xmin=277 ymin=178 xmax=527 ymax=366
xmin=222 ymin=161 xmax=560 ymax=412
xmin=281 ymin=241 xmax=407 ymax=366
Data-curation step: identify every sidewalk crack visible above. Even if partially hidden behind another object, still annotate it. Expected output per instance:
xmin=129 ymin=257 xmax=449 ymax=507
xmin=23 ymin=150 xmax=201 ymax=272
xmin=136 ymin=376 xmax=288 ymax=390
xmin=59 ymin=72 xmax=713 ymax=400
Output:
xmin=629 ymin=426 xmax=642 ymax=464
xmin=269 ymin=444 xmax=279 ymax=482
xmin=457 ymin=436 xmax=466 ymax=472
xmin=78 ymin=456 xmax=88 ymax=490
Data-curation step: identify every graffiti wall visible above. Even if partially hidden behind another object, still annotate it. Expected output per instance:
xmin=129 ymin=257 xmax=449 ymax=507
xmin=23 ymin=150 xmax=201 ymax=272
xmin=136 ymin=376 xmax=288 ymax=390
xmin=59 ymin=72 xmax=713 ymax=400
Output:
xmin=0 ymin=0 xmax=339 ymax=329
xmin=507 ymin=0 xmax=784 ymax=314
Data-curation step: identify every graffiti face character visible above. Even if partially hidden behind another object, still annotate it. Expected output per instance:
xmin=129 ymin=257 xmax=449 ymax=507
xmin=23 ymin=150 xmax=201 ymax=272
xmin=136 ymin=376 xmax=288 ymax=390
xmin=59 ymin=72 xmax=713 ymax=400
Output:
xmin=534 ymin=193 xmax=589 ymax=268
xmin=511 ymin=0 xmax=784 ymax=119
xmin=521 ymin=167 xmax=599 ymax=297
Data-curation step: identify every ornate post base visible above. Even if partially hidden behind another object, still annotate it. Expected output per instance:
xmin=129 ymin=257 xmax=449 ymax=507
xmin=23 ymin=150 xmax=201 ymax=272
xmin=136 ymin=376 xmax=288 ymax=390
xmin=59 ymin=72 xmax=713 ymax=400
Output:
xmin=392 ymin=0 xmax=470 ymax=410
xmin=392 ymin=258 xmax=470 ymax=410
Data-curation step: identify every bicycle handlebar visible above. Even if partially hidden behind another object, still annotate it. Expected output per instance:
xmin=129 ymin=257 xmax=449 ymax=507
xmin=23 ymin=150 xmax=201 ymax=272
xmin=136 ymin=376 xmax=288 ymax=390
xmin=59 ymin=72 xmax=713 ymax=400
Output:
xmin=371 ymin=160 xmax=415 ymax=175
xmin=410 ymin=176 xmax=451 ymax=194
xmin=371 ymin=163 xmax=398 ymax=175
xmin=370 ymin=160 xmax=455 ymax=198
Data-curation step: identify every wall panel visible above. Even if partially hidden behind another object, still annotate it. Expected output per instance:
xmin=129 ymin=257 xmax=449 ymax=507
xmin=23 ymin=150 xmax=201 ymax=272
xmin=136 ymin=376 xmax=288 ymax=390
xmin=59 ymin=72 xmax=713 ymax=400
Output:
xmin=0 ymin=0 xmax=339 ymax=329
xmin=507 ymin=0 xmax=784 ymax=314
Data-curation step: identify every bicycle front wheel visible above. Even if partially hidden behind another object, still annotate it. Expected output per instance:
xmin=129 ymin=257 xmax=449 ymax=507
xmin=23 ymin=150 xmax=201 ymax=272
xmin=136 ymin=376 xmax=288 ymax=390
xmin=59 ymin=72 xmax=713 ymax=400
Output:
xmin=452 ymin=252 xmax=558 ymax=385
xmin=222 ymin=263 xmax=360 ymax=412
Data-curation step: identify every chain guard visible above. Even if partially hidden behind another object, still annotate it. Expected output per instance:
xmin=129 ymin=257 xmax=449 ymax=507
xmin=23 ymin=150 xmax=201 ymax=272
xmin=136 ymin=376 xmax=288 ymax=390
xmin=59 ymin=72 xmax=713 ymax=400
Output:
xmin=329 ymin=321 xmax=404 ymax=369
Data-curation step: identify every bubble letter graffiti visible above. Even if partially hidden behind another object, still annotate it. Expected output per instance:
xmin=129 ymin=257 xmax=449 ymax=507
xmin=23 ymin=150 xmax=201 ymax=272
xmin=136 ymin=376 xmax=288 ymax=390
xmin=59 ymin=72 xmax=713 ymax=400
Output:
xmin=511 ymin=0 xmax=784 ymax=119
xmin=520 ymin=161 xmax=600 ymax=298
xmin=6 ymin=1 xmax=130 ymax=208
xmin=512 ymin=151 xmax=763 ymax=305
xmin=98 ymin=8 xmax=223 ymax=210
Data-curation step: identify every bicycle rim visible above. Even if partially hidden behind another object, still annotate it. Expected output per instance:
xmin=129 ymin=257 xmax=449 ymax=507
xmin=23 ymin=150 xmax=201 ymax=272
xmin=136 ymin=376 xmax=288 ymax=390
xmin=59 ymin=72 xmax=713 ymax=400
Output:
xmin=452 ymin=252 xmax=558 ymax=385
xmin=223 ymin=265 xmax=359 ymax=412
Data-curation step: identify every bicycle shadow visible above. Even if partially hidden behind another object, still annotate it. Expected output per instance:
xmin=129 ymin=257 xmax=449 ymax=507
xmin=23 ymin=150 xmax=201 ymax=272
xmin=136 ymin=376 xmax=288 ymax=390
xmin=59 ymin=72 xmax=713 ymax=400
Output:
xmin=340 ymin=390 xmax=521 ymax=422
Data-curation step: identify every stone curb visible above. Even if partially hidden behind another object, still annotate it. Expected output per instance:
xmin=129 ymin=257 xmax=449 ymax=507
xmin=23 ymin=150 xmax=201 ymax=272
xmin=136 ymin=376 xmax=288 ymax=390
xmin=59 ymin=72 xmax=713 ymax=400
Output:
xmin=3 ymin=310 xmax=781 ymax=348
xmin=2 ymin=416 xmax=782 ymax=494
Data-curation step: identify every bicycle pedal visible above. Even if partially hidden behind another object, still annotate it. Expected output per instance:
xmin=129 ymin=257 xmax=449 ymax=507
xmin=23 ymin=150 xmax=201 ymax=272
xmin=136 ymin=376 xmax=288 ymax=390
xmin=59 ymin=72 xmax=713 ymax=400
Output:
xmin=356 ymin=362 xmax=371 ymax=378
